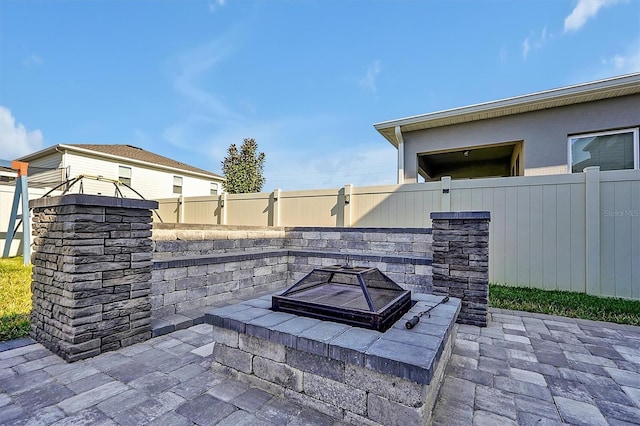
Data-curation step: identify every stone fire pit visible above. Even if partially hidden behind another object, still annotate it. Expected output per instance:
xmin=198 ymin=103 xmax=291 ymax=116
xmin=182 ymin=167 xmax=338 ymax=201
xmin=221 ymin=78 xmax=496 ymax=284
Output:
xmin=206 ymin=292 xmax=460 ymax=425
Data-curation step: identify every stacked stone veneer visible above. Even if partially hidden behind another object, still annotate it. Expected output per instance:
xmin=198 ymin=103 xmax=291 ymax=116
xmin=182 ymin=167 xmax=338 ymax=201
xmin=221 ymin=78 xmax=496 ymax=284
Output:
xmin=151 ymin=225 xmax=433 ymax=319
xmin=29 ymin=195 xmax=158 ymax=362
xmin=431 ymin=211 xmax=490 ymax=327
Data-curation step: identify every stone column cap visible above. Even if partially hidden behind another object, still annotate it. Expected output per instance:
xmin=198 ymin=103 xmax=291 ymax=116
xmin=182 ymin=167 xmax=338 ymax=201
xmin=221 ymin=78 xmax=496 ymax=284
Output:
xmin=30 ymin=194 xmax=158 ymax=210
xmin=430 ymin=211 xmax=490 ymax=220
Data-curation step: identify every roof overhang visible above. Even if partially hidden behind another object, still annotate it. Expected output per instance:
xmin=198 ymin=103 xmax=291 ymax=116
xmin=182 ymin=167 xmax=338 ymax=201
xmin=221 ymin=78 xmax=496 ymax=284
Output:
xmin=374 ymin=72 xmax=640 ymax=148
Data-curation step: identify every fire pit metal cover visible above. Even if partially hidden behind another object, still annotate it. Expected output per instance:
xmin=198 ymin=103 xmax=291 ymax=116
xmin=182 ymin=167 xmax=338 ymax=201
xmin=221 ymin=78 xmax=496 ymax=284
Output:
xmin=272 ymin=265 xmax=411 ymax=332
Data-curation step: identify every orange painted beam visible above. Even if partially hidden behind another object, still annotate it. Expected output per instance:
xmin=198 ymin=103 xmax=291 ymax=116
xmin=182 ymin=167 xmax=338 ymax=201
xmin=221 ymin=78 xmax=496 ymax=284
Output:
xmin=11 ymin=160 xmax=28 ymax=177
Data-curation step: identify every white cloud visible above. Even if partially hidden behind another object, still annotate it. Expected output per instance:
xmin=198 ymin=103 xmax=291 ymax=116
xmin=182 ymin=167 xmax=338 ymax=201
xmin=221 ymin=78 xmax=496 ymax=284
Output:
xmin=522 ymin=38 xmax=531 ymax=60
xmin=23 ymin=54 xmax=43 ymax=67
xmin=499 ymin=45 xmax=508 ymax=63
xmin=208 ymin=0 xmax=226 ymax=13
xmin=359 ymin=60 xmax=381 ymax=93
xmin=172 ymin=40 xmax=240 ymax=123
xmin=0 ymin=106 xmax=44 ymax=160
xmin=522 ymin=27 xmax=554 ymax=60
xmin=600 ymin=41 xmax=640 ymax=74
xmin=564 ymin=0 xmax=621 ymax=33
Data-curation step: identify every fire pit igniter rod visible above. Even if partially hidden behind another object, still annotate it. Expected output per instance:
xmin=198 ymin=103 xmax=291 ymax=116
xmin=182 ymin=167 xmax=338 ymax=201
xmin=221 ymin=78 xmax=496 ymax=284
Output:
xmin=405 ymin=296 xmax=450 ymax=329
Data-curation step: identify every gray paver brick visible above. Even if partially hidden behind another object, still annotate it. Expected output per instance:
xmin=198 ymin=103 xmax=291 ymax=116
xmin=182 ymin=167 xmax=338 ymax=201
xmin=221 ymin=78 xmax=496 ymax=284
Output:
xmin=474 ymin=385 xmax=517 ymax=419
xmin=128 ymin=371 xmax=180 ymax=395
xmin=554 ymin=396 xmax=608 ymax=426
xmin=494 ymin=376 xmax=552 ymax=402
xmin=145 ymin=411 xmax=192 ymax=426
xmin=95 ymin=389 xmax=149 ymax=417
xmin=514 ymin=394 xmax=561 ymax=421
xmin=65 ymin=372 xmax=113 ymax=394
xmin=545 ymin=376 xmax=593 ymax=402
xmin=12 ymin=382 xmax=75 ymax=411
xmin=255 ymin=396 xmax=302 ymax=424
xmin=217 ymin=410 xmax=276 ymax=426
xmin=0 ymin=404 xmax=24 ymax=424
xmin=516 ymin=411 xmax=568 ymax=426
xmin=432 ymin=398 xmax=474 ymax=426
xmin=473 ymin=409 xmax=518 ymax=426
xmin=230 ymin=387 xmax=274 ymax=413
xmin=169 ymin=371 xmax=224 ymax=399
xmin=622 ymin=385 xmax=640 ymax=408
xmin=48 ymin=407 xmax=113 ymax=426
xmin=207 ymin=378 xmax=250 ymax=402
xmin=134 ymin=391 xmax=186 ymax=419
xmin=175 ymin=393 xmax=236 ymax=425
xmin=0 ymin=369 xmax=53 ymax=395
xmin=57 ymin=381 xmax=129 ymax=414
xmin=595 ymin=399 xmax=640 ymax=424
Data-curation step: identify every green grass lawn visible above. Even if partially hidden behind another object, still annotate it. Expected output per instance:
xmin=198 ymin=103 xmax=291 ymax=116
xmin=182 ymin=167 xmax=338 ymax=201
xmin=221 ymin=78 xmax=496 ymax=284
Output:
xmin=0 ymin=257 xmax=32 ymax=341
xmin=490 ymin=284 xmax=640 ymax=326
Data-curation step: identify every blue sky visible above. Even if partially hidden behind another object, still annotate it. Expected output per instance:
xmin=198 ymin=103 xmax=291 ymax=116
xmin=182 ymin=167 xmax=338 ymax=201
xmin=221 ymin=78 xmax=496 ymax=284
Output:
xmin=1 ymin=0 xmax=638 ymax=190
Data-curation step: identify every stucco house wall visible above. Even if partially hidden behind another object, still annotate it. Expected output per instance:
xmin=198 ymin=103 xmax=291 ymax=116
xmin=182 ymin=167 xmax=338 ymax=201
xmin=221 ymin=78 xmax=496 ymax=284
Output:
xmin=401 ymin=93 xmax=640 ymax=182
xmin=375 ymin=73 xmax=640 ymax=183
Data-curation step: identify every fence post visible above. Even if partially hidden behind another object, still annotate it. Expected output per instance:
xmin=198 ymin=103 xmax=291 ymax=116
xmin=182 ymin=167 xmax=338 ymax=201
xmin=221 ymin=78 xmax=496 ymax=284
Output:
xmin=221 ymin=193 xmax=227 ymax=225
xmin=441 ymin=176 xmax=451 ymax=212
xmin=273 ymin=189 xmax=281 ymax=226
xmin=584 ymin=166 xmax=601 ymax=296
xmin=178 ymin=195 xmax=185 ymax=224
xmin=344 ymin=184 xmax=352 ymax=227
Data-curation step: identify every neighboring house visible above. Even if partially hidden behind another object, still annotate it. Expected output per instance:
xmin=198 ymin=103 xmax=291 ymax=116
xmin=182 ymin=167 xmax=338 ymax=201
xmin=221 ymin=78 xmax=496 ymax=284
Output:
xmin=17 ymin=144 xmax=225 ymax=200
xmin=374 ymin=73 xmax=640 ymax=183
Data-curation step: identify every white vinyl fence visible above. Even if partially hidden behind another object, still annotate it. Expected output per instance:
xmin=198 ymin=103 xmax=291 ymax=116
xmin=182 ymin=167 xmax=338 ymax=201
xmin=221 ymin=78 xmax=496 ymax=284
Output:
xmin=157 ymin=168 xmax=640 ymax=300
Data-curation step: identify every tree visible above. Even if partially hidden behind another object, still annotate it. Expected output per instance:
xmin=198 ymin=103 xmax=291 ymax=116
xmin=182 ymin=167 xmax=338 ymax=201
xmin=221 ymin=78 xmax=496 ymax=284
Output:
xmin=221 ymin=138 xmax=266 ymax=194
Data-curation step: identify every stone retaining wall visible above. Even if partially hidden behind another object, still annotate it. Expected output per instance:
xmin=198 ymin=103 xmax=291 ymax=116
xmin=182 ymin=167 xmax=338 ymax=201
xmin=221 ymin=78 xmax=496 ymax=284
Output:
xmin=151 ymin=250 xmax=432 ymax=319
xmin=28 ymin=195 xmax=489 ymax=363
xmin=150 ymin=224 xmax=435 ymax=320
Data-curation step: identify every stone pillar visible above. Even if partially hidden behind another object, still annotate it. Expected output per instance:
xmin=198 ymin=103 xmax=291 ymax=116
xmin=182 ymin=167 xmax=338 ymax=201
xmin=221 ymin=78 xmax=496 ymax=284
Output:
xmin=29 ymin=194 xmax=158 ymax=362
xmin=431 ymin=211 xmax=490 ymax=327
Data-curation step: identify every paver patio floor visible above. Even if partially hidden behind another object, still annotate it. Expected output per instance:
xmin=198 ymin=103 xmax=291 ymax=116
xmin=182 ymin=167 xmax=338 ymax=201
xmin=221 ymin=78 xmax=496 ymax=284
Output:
xmin=1 ymin=308 xmax=639 ymax=425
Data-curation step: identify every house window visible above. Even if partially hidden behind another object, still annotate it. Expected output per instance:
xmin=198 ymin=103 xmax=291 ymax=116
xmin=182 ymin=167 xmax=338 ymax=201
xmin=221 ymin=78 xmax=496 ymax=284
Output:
xmin=569 ymin=128 xmax=639 ymax=173
xmin=210 ymin=182 xmax=219 ymax=195
xmin=173 ymin=176 xmax=183 ymax=194
xmin=119 ymin=166 xmax=132 ymax=186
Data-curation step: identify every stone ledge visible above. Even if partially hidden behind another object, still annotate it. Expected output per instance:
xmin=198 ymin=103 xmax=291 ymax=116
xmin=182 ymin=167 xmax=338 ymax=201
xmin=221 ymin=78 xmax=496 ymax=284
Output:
xmin=152 ymin=249 xmax=432 ymax=270
xmin=205 ymin=293 xmax=460 ymax=384
xmin=153 ymin=223 xmax=433 ymax=234
xmin=430 ymin=211 xmax=491 ymax=220
xmin=30 ymin=194 xmax=158 ymax=210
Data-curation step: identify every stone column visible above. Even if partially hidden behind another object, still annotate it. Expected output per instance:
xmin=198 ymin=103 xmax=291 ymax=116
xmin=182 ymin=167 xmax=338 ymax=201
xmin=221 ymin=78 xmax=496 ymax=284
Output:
xmin=29 ymin=194 xmax=158 ymax=362
xmin=431 ymin=211 xmax=490 ymax=327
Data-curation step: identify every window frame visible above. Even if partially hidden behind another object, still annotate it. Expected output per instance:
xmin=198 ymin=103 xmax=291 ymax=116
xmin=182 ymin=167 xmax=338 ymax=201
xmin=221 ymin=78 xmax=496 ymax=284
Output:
xmin=568 ymin=127 xmax=639 ymax=173
xmin=210 ymin=182 xmax=219 ymax=196
xmin=118 ymin=165 xmax=132 ymax=186
xmin=173 ymin=175 xmax=183 ymax=195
